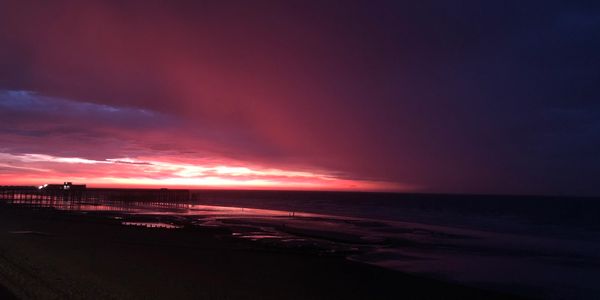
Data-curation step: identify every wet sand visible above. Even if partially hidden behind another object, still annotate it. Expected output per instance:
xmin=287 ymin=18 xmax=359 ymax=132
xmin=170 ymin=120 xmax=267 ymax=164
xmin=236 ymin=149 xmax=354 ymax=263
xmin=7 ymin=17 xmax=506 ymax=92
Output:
xmin=0 ymin=204 xmax=519 ymax=299
xmin=0 ymin=285 xmax=16 ymax=299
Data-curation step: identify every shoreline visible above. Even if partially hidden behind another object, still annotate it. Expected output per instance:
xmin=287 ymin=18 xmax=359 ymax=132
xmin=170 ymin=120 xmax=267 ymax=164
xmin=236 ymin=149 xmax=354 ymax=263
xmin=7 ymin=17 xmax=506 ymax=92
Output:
xmin=0 ymin=203 xmax=520 ymax=299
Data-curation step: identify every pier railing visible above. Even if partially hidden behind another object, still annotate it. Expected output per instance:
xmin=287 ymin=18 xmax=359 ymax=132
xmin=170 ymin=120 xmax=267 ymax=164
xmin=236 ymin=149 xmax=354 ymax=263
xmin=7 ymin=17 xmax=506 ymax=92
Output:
xmin=0 ymin=186 xmax=191 ymax=204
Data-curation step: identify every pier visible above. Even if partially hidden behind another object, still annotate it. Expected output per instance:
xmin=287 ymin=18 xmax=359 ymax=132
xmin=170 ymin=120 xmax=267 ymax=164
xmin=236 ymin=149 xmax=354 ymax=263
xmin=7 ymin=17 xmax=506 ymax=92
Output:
xmin=0 ymin=185 xmax=191 ymax=204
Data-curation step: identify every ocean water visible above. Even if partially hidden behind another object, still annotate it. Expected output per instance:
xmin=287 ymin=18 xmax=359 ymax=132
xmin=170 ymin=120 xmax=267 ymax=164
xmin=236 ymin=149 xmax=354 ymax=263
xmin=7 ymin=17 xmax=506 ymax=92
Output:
xmin=4 ymin=190 xmax=600 ymax=299
xmin=191 ymin=191 xmax=600 ymax=299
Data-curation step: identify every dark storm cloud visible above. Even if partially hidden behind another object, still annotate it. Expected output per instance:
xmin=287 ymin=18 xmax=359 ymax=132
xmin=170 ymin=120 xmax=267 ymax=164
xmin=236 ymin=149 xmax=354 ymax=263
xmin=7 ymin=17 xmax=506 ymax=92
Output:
xmin=0 ymin=0 xmax=599 ymax=194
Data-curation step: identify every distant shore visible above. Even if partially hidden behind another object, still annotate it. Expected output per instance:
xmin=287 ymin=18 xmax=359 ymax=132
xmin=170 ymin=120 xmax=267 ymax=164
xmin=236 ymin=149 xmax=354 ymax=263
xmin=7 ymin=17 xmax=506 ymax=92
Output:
xmin=0 ymin=203 xmax=518 ymax=299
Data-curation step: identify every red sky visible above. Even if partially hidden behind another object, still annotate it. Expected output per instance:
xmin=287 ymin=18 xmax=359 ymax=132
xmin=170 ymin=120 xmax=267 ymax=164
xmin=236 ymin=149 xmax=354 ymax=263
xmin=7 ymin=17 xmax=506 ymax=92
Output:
xmin=1 ymin=1 xmax=600 ymax=195
xmin=0 ymin=1 xmax=412 ymax=191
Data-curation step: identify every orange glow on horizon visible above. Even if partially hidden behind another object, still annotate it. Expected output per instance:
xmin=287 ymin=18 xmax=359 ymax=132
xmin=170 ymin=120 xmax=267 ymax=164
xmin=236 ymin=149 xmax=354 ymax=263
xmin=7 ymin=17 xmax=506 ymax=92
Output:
xmin=0 ymin=153 xmax=411 ymax=192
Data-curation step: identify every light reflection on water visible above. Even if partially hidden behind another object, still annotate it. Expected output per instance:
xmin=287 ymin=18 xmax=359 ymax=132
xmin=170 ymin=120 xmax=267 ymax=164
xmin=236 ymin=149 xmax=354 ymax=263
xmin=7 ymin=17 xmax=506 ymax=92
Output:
xmin=121 ymin=221 xmax=182 ymax=229
xmin=2 ymin=197 xmax=600 ymax=299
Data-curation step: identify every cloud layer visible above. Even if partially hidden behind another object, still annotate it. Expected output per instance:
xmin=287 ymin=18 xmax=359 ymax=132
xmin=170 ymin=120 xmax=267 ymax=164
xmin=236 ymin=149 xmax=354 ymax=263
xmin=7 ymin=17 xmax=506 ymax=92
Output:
xmin=0 ymin=91 xmax=401 ymax=190
xmin=1 ymin=1 xmax=599 ymax=195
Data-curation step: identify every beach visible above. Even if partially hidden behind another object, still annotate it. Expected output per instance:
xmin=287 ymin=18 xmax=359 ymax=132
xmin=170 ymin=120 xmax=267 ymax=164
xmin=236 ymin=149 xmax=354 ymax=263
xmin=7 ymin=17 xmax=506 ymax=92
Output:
xmin=0 ymin=203 xmax=516 ymax=299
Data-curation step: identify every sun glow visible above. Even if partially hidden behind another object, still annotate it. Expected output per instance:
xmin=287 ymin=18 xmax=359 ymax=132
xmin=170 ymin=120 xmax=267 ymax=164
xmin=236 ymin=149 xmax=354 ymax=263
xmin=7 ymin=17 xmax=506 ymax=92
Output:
xmin=0 ymin=153 xmax=406 ymax=191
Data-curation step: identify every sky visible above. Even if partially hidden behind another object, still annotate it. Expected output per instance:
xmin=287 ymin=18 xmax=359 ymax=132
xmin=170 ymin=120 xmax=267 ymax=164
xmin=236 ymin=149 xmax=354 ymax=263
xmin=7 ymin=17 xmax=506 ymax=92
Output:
xmin=0 ymin=1 xmax=599 ymax=195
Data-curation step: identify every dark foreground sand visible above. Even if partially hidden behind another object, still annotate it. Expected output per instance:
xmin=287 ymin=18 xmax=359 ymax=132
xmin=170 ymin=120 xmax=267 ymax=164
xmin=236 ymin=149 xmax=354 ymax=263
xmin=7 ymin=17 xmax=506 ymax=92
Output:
xmin=0 ymin=284 xmax=15 ymax=299
xmin=0 ymin=204 xmax=519 ymax=299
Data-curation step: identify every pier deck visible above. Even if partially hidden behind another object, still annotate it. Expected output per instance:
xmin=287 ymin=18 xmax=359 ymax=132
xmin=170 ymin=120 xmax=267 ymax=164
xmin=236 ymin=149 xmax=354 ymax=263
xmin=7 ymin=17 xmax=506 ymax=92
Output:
xmin=0 ymin=186 xmax=191 ymax=204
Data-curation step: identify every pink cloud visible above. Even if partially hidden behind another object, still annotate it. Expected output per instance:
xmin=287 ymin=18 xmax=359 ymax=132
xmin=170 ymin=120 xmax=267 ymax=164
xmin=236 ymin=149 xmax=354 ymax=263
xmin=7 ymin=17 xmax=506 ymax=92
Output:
xmin=0 ymin=152 xmax=406 ymax=191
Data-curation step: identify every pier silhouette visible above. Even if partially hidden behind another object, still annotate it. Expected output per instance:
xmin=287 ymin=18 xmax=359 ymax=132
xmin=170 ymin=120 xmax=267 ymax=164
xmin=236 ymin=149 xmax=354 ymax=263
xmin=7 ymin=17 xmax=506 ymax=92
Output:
xmin=0 ymin=184 xmax=190 ymax=206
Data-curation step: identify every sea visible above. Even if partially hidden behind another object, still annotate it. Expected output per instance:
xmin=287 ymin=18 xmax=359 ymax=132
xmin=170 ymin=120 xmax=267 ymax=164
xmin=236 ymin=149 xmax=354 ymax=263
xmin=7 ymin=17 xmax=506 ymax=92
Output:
xmin=4 ymin=190 xmax=600 ymax=299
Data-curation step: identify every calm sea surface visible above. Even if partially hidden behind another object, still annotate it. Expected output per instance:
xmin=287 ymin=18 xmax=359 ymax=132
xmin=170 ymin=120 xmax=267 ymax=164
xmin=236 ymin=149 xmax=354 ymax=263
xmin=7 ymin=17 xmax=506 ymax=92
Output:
xmin=4 ymin=190 xmax=600 ymax=299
